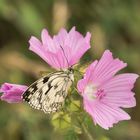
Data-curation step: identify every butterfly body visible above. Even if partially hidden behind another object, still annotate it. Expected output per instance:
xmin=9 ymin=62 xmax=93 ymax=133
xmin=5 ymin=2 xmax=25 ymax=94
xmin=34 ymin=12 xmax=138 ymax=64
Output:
xmin=22 ymin=68 xmax=74 ymax=113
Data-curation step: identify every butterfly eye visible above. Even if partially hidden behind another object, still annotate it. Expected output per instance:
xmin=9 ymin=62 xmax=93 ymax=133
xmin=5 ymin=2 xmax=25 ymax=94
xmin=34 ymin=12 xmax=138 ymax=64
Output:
xmin=68 ymin=67 xmax=74 ymax=72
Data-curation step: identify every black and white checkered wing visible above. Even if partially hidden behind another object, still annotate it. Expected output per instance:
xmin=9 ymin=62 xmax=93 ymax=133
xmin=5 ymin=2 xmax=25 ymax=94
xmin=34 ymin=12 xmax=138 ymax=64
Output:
xmin=22 ymin=71 xmax=73 ymax=113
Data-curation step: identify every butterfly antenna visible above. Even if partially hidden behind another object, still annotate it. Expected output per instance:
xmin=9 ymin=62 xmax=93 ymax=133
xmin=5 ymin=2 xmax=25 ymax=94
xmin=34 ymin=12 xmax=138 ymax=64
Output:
xmin=60 ymin=45 xmax=69 ymax=68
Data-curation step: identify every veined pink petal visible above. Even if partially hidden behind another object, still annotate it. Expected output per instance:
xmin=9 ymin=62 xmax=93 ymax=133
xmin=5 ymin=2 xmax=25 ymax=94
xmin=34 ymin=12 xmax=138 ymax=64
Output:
xmin=43 ymin=50 xmax=62 ymax=69
xmin=77 ymin=79 xmax=88 ymax=94
xmin=67 ymin=28 xmax=91 ymax=65
xmin=53 ymin=28 xmax=68 ymax=47
xmin=101 ymin=73 xmax=139 ymax=108
xmin=77 ymin=60 xmax=98 ymax=93
xmin=101 ymin=73 xmax=139 ymax=91
xmin=41 ymin=29 xmax=58 ymax=52
xmin=89 ymin=50 xmax=127 ymax=86
xmin=77 ymin=50 xmax=139 ymax=129
xmin=69 ymin=38 xmax=90 ymax=65
xmin=101 ymin=94 xmax=136 ymax=108
xmin=0 ymin=83 xmax=28 ymax=103
xmin=29 ymin=36 xmax=49 ymax=62
xmin=67 ymin=27 xmax=83 ymax=49
xmin=85 ymin=32 xmax=91 ymax=43
xmin=29 ymin=37 xmax=61 ymax=69
xmin=29 ymin=27 xmax=91 ymax=69
xmin=84 ymin=100 xmax=130 ymax=129
xmin=85 ymin=60 xmax=98 ymax=82
xmin=41 ymin=29 xmax=49 ymax=46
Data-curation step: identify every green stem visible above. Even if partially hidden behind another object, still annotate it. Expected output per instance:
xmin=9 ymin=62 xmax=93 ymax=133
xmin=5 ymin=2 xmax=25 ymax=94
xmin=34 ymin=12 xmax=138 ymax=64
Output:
xmin=77 ymin=116 xmax=95 ymax=140
xmin=81 ymin=122 xmax=95 ymax=140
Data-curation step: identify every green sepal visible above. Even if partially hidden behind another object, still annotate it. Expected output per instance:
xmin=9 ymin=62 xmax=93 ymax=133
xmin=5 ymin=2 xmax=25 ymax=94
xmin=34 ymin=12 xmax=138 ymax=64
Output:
xmin=68 ymin=100 xmax=81 ymax=112
xmin=51 ymin=112 xmax=71 ymax=130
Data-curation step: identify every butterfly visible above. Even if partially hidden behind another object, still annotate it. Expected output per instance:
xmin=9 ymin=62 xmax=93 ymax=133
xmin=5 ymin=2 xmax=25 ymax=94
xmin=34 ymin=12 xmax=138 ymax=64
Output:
xmin=22 ymin=68 xmax=74 ymax=114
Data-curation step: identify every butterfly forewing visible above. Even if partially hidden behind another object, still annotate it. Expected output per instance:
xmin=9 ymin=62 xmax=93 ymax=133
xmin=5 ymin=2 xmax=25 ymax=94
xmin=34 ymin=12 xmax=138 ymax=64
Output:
xmin=22 ymin=70 xmax=74 ymax=113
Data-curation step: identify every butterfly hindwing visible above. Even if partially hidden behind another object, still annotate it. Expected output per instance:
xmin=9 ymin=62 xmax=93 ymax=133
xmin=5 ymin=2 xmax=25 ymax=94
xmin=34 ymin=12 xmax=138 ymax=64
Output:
xmin=41 ymin=75 xmax=72 ymax=113
xmin=22 ymin=70 xmax=74 ymax=113
xmin=22 ymin=74 xmax=51 ymax=110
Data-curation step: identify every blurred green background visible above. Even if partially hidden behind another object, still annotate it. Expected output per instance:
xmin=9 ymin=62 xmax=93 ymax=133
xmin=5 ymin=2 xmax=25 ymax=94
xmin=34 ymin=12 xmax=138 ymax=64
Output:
xmin=0 ymin=0 xmax=140 ymax=140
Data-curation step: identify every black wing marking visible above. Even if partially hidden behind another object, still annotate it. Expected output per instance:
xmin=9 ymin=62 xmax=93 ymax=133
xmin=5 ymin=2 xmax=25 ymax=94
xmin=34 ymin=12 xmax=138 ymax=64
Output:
xmin=41 ymin=76 xmax=72 ymax=113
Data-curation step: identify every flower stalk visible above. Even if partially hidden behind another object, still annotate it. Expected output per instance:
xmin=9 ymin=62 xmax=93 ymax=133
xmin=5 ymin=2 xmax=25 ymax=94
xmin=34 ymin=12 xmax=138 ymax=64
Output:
xmin=81 ymin=122 xmax=94 ymax=140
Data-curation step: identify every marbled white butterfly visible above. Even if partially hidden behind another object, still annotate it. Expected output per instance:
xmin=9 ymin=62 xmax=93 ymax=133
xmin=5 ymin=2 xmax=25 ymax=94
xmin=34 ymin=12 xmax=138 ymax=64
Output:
xmin=22 ymin=68 xmax=74 ymax=113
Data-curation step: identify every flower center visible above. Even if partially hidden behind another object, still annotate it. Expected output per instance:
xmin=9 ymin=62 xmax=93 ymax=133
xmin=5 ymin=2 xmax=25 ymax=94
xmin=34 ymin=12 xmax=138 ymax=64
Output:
xmin=84 ymin=83 xmax=105 ymax=101
xmin=84 ymin=84 xmax=97 ymax=100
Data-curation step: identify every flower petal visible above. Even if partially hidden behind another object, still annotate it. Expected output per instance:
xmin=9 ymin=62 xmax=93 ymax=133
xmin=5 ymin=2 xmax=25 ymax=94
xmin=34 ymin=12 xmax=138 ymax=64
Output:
xmin=53 ymin=28 xmax=68 ymax=47
xmin=29 ymin=36 xmax=48 ymax=62
xmin=101 ymin=74 xmax=139 ymax=108
xmin=29 ymin=37 xmax=60 ymax=69
xmin=77 ymin=50 xmax=138 ymax=129
xmin=0 ymin=83 xmax=28 ymax=103
xmin=41 ymin=29 xmax=58 ymax=52
xmin=89 ymin=50 xmax=127 ymax=86
xmin=29 ymin=27 xmax=91 ymax=69
xmin=84 ymin=100 xmax=130 ymax=129
xmin=68 ymin=29 xmax=91 ymax=65
xmin=77 ymin=60 xmax=98 ymax=93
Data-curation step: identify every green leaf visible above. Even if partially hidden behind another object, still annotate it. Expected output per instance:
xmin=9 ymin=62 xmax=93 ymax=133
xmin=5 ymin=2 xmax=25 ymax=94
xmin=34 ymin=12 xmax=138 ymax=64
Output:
xmin=68 ymin=100 xmax=81 ymax=112
xmin=99 ymin=136 xmax=111 ymax=140
xmin=64 ymin=129 xmax=79 ymax=140
xmin=73 ymin=125 xmax=82 ymax=134
xmin=51 ymin=112 xmax=71 ymax=130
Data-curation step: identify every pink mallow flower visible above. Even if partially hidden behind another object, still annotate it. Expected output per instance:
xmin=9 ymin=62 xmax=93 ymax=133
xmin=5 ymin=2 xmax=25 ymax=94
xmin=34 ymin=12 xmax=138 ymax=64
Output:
xmin=0 ymin=83 xmax=28 ymax=103
xmin=29 ymin=27 xmax=91 ymax=69
xmin=77 ymin=50 xmax=139 ymax=130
